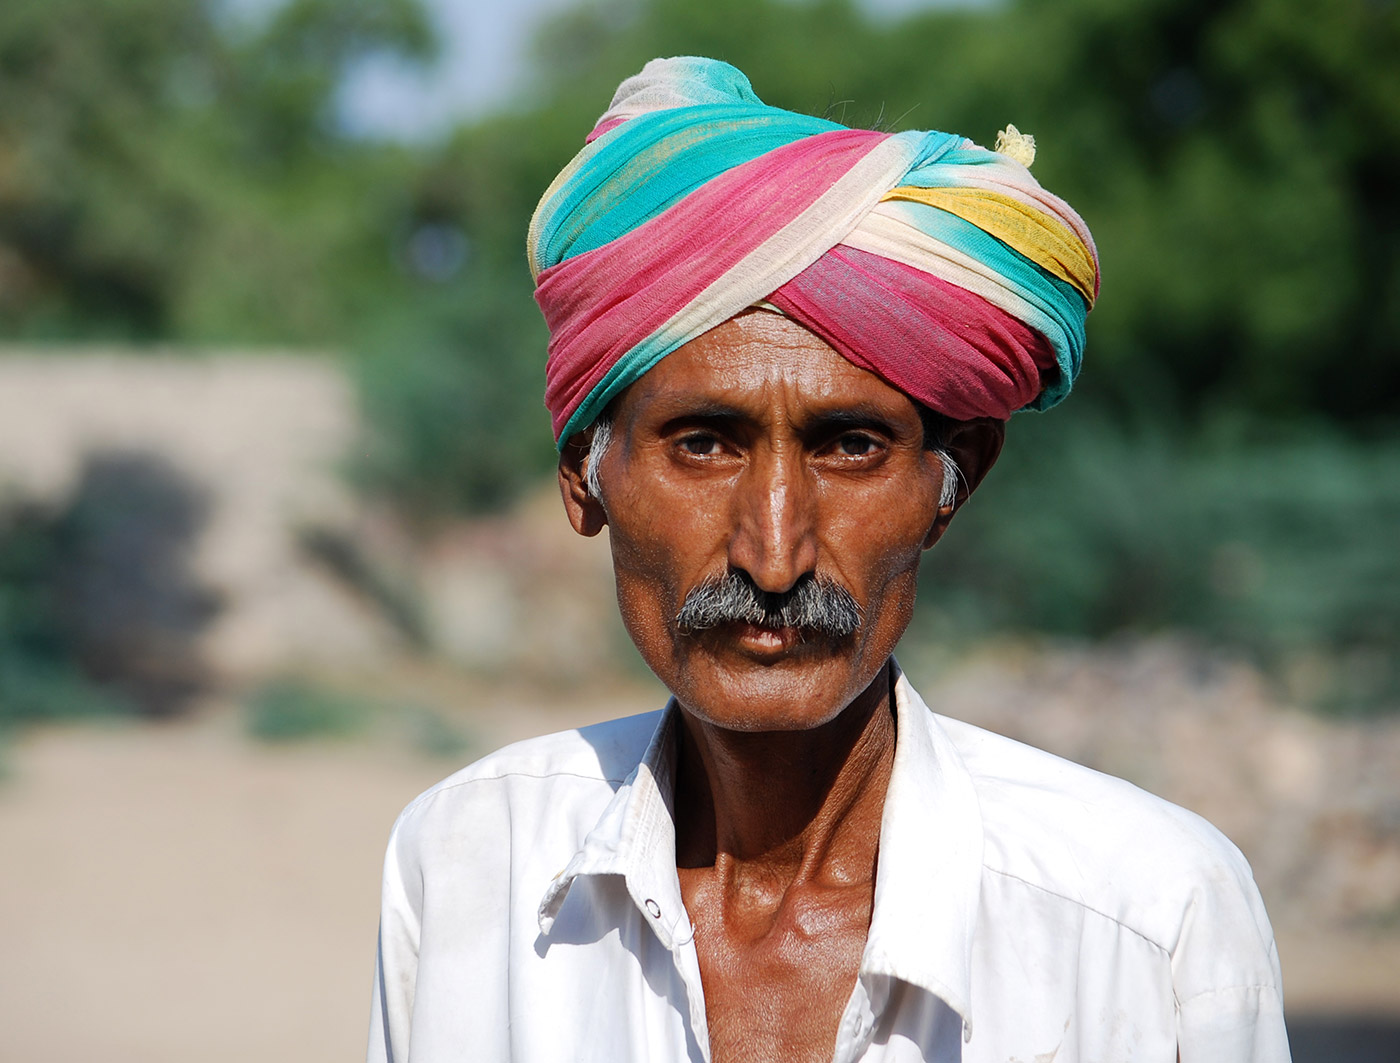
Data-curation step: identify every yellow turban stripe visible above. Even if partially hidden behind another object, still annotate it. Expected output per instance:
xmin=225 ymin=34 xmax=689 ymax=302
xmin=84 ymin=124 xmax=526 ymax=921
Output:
xmin=880 ymin=186 xmax=1098 ymax=307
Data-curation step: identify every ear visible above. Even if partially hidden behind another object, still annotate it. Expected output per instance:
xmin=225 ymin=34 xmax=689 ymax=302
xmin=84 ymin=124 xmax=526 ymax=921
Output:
xmin=558 ymin=431 xmax=608 ymax=537
xmin=923 ymin=417 xmax=1006 ymax=550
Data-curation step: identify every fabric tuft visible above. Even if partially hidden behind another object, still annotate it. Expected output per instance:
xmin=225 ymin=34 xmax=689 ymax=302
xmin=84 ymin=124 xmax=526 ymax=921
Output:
xmin=994 ymin=124 xmax=1037 ymax=168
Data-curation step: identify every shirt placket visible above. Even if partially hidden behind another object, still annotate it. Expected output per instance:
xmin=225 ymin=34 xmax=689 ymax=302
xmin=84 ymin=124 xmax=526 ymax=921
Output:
xmin=622 ymin=750 xmax=714 ymax=1063
xmin=667 ymin=922 xmax=711 ymax=1063
xmin=831 ymin=973 xmax=886 ymax=1063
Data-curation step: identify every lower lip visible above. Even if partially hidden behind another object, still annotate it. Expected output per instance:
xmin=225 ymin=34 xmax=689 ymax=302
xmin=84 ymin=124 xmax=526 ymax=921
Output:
xmin=732 ymin=622 xmax=802 ymax=654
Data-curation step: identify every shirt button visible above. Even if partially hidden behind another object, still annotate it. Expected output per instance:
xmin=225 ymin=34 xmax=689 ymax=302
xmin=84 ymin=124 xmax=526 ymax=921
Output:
xmin=644 ymin=898 xmax=662 ymax=918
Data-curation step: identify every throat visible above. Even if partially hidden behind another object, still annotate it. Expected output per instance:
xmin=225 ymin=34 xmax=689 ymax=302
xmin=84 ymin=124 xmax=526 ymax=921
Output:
xmin=671 ymin=664 xmax=897 ymax=1062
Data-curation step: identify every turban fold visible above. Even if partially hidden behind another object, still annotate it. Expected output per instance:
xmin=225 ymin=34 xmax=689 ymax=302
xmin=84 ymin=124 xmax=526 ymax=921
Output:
xmin=528 ymin=56 xmax=1099 ymax=445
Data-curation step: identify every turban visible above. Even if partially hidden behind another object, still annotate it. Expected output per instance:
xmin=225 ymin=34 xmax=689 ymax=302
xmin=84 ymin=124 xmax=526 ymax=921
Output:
xmin=528 ymin=57 xmax=1099 ymax=445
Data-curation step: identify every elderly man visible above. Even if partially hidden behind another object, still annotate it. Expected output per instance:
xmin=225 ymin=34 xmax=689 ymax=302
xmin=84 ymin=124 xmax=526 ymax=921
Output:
xmin=368 ymin=58 xmax=1289 ymax=1063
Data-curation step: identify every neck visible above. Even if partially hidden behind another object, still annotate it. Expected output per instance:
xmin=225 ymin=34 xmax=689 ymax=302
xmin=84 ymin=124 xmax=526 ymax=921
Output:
xmin=674 ymin=661 xmax=896 ymax=888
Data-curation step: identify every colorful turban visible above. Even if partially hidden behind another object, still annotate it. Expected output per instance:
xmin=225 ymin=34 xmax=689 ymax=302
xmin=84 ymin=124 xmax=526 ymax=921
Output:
xmin=528 ymin=56 xmax=1099 ymax=445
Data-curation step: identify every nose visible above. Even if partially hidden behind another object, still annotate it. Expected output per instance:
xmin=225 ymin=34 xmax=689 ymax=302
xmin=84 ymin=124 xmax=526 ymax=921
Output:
xmin=726 ymin=446 xmax=818 ymax=594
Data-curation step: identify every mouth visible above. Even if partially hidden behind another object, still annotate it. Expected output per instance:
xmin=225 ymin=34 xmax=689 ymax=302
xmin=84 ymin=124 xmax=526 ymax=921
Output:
xmin=731 ymin=620 xmax=804 ymax=656
xmin=689 ymin=618 xmax=838 ymax=664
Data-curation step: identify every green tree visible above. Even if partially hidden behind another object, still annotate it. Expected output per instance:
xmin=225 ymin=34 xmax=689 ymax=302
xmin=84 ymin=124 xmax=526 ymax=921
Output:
xmin=0 ymin=0 xmax=433 ymax=341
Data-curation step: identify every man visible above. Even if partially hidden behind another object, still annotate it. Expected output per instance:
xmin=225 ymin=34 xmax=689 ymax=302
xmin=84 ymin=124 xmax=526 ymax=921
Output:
xmin=369 ymin=58 xmax=1289 ymax=1063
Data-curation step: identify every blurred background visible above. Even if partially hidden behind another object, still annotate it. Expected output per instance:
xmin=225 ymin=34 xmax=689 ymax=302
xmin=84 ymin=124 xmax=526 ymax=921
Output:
xmin=0 ymin=0 xmax=1397 ymax=1059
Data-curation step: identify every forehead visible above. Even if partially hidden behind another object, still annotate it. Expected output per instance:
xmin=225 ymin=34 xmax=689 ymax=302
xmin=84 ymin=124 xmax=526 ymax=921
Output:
xmin=613 ymin=312 xmax=919 ymax=426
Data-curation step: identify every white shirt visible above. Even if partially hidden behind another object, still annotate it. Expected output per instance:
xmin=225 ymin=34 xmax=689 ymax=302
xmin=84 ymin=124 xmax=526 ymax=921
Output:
xmin=368 ymin=671 xmax=1290 ymax=1062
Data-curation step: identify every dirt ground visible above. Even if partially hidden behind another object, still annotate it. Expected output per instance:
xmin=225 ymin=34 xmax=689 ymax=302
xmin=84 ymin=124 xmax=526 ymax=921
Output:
xmin=1 ymin=667 xmax=1397 ymax=1063
xmin=0 ymin=686 xmax=648 ymax=1063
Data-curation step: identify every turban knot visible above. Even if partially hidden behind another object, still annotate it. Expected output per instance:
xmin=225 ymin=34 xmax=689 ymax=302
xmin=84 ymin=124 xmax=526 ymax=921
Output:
xmin=529 ymin=56 xmax=1100 ymax=445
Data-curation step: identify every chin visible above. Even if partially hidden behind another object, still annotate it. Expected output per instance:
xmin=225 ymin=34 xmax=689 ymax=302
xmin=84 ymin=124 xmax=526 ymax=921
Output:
xmin=661 ymin=648 xmax=882 ymax=733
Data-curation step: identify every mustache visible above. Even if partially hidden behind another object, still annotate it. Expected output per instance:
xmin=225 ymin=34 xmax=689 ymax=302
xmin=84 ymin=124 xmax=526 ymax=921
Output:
xmin=674 ymin=571 xmax=862 ymax=638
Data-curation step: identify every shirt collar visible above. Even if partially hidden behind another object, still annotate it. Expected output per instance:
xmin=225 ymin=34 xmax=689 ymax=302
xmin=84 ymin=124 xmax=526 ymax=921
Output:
xmin=537 ymin=665 xmax=985 ymax=1026
xmin=538 ymin=703 xmax=695 ymax=946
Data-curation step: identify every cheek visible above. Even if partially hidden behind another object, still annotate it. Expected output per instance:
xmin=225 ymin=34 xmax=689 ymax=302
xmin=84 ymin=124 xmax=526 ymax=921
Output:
xmin=607 ymin=491 xmax=704 ymax=591
xmin=817 ymin=486 xmax=938 ymax=659
xmin=607 ymin=530 xmax=678 ymax=642
xmin=822 ymin=485 xmax=938 ymax=591
xmin=603 ymin=486 xmax=718 ymax=658
xmin=613 ymin=576 xmax=674 ymax=669
xmin=861 ymin=546 xmax=925 ymax=644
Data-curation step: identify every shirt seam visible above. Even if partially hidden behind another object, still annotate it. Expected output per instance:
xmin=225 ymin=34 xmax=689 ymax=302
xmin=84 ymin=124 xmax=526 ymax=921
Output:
xmin=1176 ymin=983 xmax=1280 ymax=1007
xmin=983 ymin=864 xmax=1171 ymax=955
xmin=402 ymin=770 xmax=629 ymax=815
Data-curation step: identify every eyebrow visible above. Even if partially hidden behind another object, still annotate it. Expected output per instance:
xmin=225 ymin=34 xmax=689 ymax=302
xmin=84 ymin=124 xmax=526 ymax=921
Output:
xmin=655 ymin=399 xmax=749 ymax=423
xmin=806 ymin=409 xmax=899 ymax=433
xmin=653 ymin=399 xmax=906 ymax=439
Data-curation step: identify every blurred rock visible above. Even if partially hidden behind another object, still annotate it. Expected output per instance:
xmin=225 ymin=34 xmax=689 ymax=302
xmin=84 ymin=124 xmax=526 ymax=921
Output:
xmin=0 ymin=353 xmax=396 ymax=680
xmin=0 ymin=352 xmax=631 ymax=689
xmin=52 ymin=452 xmax=221 ymax=715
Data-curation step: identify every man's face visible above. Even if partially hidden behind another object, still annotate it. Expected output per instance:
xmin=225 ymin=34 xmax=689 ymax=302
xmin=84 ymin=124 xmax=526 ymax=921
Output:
xmin=572 ymin=312 xmax=952 ymax=732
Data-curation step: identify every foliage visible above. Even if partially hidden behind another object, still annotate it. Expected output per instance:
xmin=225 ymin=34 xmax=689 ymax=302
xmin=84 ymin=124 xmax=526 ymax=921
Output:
xmin=400 ymin=702 xmax=473 ymax=759
xmin=350 ymin=269 xmax=556 ymax=515
xmin=245 ymin=678 xmax=373 ymax=741
xmin=244 ymin=677 xmax=472 ymax=755
xmin=0 ymin=0 xmax=433 ymax=342
xmin=4 ymin=0 xmax=1395 ymax=493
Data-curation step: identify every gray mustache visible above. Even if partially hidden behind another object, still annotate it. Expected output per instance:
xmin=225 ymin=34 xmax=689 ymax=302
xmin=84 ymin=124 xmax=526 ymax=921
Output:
xmin=675 ymin=571 xmax=862 ymax=638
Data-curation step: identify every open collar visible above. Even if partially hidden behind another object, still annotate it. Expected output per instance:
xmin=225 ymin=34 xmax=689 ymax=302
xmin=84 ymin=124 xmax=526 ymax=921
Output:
xmin=537 ymin=667 xmax=985 ymax=1027
xmin=863 ymin=668 xmax=984 ymax=1033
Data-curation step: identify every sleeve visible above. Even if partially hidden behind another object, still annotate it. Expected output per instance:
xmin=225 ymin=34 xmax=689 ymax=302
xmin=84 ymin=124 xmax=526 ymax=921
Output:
xmin=367 ymin=806 xmax=424 ymax=1063
xmin=1171 ymin=835 xmax=1292 ymax=1063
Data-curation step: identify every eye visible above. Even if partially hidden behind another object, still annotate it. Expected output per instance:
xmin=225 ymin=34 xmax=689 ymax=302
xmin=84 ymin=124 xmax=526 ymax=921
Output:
xmin=833 ymin=432 xmax=880 ymax=457
xmin=677 ymin=432 xmax=722 ymax=457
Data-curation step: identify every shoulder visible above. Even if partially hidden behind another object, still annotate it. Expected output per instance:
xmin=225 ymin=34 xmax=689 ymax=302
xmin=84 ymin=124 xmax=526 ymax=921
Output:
xmin=389 ymin=710 xmax=662 ymax=851
xmin=937 ymin=713 xmax=1275 ymax=959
